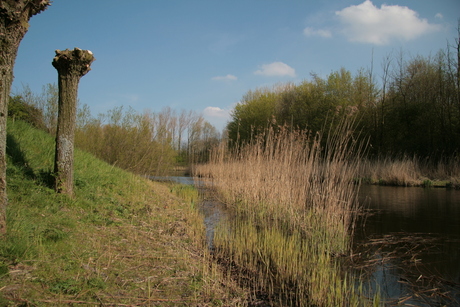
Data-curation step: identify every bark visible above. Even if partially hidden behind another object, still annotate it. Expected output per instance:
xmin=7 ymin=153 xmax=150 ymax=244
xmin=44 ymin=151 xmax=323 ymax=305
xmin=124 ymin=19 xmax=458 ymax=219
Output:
xmin=0 ymin=0 xmax=50 ymax=235
xmin=52 ymin=48 xmax=95 ymax=196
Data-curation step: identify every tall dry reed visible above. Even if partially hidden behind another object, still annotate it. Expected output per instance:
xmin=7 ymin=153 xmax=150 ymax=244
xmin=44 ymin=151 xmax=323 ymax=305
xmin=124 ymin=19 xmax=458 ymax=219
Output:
xmin=195 ymin=121 xmax=376 ymax=306
xmin=418 ymin=156 xmax=460 ymax=184
xmin=358 ymin=157 xmax=421 ymax=186
xmin=358 ymin=155 xmax=460 ymax=186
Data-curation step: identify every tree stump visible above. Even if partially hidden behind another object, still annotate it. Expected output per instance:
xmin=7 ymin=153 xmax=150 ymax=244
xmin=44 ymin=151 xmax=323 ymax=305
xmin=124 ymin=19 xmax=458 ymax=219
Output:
xmin=52 ymin=48 xmax=95 ymax=196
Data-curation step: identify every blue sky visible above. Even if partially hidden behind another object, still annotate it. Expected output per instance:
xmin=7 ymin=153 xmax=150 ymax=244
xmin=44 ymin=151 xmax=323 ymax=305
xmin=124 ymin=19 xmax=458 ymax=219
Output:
xmin=12 ymin=0 xmax=459 ymax=131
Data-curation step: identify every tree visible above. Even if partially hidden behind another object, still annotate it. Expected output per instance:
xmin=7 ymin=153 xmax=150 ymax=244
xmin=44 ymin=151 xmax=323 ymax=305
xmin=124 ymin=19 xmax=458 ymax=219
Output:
xmin=0 ymin=0 xmax=50 ymax=235
xmin=14 ymin=82 xmax=58 ymax=133
xmin=188 ymin=116 xmax=220 ymax=163
xmin=39 ymin=83 xmax=59 ymax=134
xmin=226 ymin=86 xmax=280 ymax=145
xmin=52 ymin=48 xmax=95 ymax=195
xmin=178 ymin=109 xmax=195 ymax=154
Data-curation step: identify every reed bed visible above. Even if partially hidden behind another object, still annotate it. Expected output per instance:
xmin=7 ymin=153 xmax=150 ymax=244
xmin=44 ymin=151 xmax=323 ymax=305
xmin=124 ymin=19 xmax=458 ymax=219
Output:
xmin=195 ymin=122 xmax=378 ymax=306
xmin=358 ymin=156 xmax=460 ymax=187
xmin=358 ymin=157 xmax=421 ymax=186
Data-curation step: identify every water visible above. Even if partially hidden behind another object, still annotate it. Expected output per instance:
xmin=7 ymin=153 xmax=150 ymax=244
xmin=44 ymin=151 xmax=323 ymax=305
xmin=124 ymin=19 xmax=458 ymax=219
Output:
xmin=150 ymin=176 xmax=221 ymax=247
xmin=152 ymin=177 xmax=460 ymax=305
xmin=150 ymin=176 xmax=196 ymax=185
xmin=354 ymin=185 xmax=460 ymax=305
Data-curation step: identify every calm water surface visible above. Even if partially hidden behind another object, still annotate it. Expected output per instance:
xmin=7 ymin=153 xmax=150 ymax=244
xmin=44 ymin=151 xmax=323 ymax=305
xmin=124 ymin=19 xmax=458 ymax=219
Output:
xmin=153 ymin=177 xmax=460 ymax=305
xmin=354 ymin=185 xmax=460 ymax=305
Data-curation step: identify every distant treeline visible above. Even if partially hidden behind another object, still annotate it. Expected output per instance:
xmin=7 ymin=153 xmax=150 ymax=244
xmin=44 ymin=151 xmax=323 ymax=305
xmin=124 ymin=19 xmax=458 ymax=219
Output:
xmin=227 ymin=47 xmax=459 ymax=159
xmin=8 ymin=85 xmax=220 ymax=175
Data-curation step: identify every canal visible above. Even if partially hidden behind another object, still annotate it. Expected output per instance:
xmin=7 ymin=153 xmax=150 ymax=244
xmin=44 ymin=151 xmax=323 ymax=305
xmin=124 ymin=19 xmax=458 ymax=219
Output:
xmin=154 ymin=176 xmax=460 ymax=305
xmin=353 ymin=185 xmax=460 ymax=306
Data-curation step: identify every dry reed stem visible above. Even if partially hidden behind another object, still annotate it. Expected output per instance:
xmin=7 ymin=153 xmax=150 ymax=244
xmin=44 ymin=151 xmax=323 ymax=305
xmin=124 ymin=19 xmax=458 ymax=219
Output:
xmin=358 ymin=155 xmax=460 ymax=186
xmin=195 ymin=122 xmax=370 ymax=306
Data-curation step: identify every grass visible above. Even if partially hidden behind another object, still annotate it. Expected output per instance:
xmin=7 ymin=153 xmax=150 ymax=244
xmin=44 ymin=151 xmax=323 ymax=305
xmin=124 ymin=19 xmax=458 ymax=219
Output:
xmin=0 ymin=119 xmax=247 ymax=306
xmin=195 ymin=122 xmax=380 ymax=306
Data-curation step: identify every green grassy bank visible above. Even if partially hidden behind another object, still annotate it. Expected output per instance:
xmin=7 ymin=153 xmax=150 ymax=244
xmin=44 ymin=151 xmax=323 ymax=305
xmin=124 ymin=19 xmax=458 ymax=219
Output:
xmin=0 ymin=120 xmax=245 ymax=306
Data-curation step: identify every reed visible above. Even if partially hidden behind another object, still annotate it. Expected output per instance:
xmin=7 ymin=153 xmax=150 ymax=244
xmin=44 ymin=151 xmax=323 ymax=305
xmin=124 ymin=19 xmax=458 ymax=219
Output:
xmin=358 ymin=157 xmax=421 ymax=186
xmin=195 ymin=121 xmax=375 ymax=306
xmin=358 ymin=156 xmax=460 ymax=187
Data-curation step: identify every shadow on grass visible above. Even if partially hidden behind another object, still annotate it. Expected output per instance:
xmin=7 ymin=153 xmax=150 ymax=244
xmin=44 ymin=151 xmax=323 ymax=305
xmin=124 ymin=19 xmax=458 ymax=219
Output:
xmin=6 ymin=133 xmax=54 ymax=189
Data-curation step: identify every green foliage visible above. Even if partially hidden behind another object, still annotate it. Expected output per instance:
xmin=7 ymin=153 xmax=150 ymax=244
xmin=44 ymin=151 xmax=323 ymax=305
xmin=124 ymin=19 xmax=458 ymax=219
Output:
xmin=7 ymin=95 xmax=46 ymax=130
xmin=49 ymin=278 xmax=81 ymax=294
xmin=227 ymin=86 xmax=280 ymax=144
xmin=377 ymin=52 xmax=460 ymax=157
xmin=227 ymin=46 xmax=460 ymax=159
xmin=188 ymin=117 xmax=220 ymax=163
xmin=74 ymin=105 xmax=220 ymax=174
xmin=227 ymin=68 xmax=374 ymax=149
xmin=422 ymin=179 xmax=433 ymax=188
xmin=75 ymin=106 xmax=177 ymax=175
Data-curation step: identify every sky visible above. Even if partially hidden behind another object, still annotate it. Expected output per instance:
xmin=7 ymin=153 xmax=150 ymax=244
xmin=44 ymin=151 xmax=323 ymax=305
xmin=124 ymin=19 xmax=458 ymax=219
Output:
xmin=11 ymin=0 xmax=460 ymax=131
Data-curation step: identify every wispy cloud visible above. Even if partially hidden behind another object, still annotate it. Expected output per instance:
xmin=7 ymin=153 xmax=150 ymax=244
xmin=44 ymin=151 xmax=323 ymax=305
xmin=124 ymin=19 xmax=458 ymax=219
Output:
xmin=335 ymin=0 xmax=441 ymax=45
xmin=303 ymin=27 xmax=332 ymax=38
xmin=212 ymin=74 xmax=237 ymax=81
xmin=203 ymin=106 xmax=230 ymax=118
xmin=254 ymin=62 xmax=296 ymax=77
xmin=203 ymin=106 xmax=233 ymax=130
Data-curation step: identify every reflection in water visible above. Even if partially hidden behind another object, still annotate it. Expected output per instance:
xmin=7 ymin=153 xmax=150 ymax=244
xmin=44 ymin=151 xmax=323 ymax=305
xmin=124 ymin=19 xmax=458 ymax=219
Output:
xmin=199 ymin=196 xmax=228 ymax=249
xmin=150 ymin=176 xmax=221 ymax=247
xmin=354 ymin=186 xmax=460 ymax=306
xmin=358 ymin=186 xmax=460 ymax=235
xmin=150 ymin=176 xmax=196 ymax=185
xmin=152 ymin=177 xmax=460 ymax=305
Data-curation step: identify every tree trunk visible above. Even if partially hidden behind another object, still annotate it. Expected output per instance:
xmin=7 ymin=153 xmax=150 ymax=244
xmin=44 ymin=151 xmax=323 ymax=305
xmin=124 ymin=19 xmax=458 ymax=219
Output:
xmin=0 ymin=0 xmax=50 ymax=235
xmin=52 ymin=48 xmax=95 ymax=196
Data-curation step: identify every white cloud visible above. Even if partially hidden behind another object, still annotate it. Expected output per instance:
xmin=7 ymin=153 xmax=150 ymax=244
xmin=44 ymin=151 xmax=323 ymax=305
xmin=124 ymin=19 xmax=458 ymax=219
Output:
xmin=435 ymin=13 xmax=443 ymax=20
xmin=212 ymin=74 xmax=237 ymax=81
xmin=203 ymin=106 xmax=233 ymax=131
xmin=303 ymin=27 xmax=332 ymax=38
xmin=203 ymin=106 xmax=230 ymax=118
xmin=335 ymin=0 xmax=441 ymax=45
xmin=254 ymin=62 xmax=296 ymax=77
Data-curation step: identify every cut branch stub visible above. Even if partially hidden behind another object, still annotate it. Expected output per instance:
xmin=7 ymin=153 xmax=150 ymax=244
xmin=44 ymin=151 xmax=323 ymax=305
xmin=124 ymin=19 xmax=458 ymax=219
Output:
xmin=52 ymin=48 xmax=95 ymax=77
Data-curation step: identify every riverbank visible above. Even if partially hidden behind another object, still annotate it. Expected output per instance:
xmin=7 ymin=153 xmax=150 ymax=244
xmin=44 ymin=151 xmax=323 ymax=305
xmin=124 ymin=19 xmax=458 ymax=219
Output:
xmin=358 ymin=157 xmax=460 ymax=188
xmin=194 ymin=125 xmax=381 ymax=306
xmin=0 ymin=120 xmax=247 ymax=306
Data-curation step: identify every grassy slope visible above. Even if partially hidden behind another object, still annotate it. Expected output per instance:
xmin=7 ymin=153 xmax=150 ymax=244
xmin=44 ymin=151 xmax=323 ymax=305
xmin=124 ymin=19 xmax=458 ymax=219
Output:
xmin=0 ymin=120 xmax=244 ymax=306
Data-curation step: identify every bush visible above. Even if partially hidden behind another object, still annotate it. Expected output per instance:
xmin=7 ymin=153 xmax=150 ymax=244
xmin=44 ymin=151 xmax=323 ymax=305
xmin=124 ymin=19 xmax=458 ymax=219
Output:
xmin=8 ymin=96 xmax=46 ymax=131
